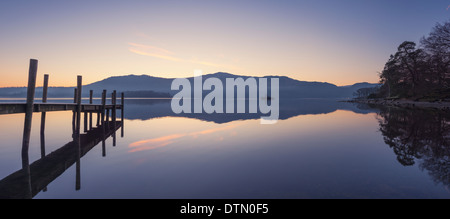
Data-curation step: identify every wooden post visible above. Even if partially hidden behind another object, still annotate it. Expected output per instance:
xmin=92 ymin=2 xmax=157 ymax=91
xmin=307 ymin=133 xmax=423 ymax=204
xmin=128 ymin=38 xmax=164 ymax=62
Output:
xmin=96 ymin=90 xmax=100 ymax=126
xmin=101 ymin=90 xmax=107 ymax=157
xmin=22 ymin=59 xmax=38 ymax=169
xmin=89 ymin=90 xmax=93 ymax=130
xmin=42 ymin=74 xmax=49 ymax=103
xmin=84 ymin=111 xmax=88 ymax=133
xmin=106 ymin=109 xmax=110 ymax=127
xmin=76 ymin=76 xmax=82 ymax=136
xmin=72 ymin=88 xmax=77 ymax=133
xmin=40 ymin=74 xmax=49 ymax=158
xmin=113 ymin=123 xmax=117 ymax=146
xmin=21 ymin=59 xmax=38 ymax=199
xmin=112 ymin=90 xmax=117 ymax=147
xmin=121 ymin=92 xmax=124 ymax=138
xmin=75 ymin=76 xmax=82 ymax=191
xmin=89 ymin=90 xmax=93 ymax=104
xmin=102 ymin=115 xmax=106 ymax=157
xmin=96 ymin=111 xmax=100 ymax=127
xmin=112 ymin=90 xmax=117 ymax=122
xmin=101 ymin=90 xmax=106 ymax=125
xmin=73 ymin=88 xmax=78 ymax=103
xmin=105 ymin=92 xmax=110 ymax=127
xmin=121 ymin=92 xmax=124 ymax=120
xmin=40 ymin=112 xmax=46 ymax=157
xmin=40 ymin=74 xmax=49 ymax=193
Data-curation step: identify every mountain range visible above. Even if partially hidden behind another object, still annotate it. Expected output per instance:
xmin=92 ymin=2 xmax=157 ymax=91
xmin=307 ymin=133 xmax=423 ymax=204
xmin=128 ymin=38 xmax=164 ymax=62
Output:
xmin=0 ymin=72 xmax=379 ymax=99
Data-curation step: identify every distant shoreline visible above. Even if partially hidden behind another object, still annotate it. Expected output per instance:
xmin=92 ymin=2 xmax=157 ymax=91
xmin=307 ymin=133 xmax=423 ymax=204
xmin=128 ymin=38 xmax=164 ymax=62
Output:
xmin=345 ymin=99 xmax=450 ymax=110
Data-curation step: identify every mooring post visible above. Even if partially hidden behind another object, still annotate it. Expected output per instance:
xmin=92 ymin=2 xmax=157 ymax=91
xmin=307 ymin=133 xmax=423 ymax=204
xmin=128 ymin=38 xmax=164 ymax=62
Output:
xmin=101 ymin=90 xmax=107 ymax=157
xmin=83 ymin=89 xmax=88 ymax=132
xmin=121 ymin=92 xmax=124 ymax=138
xmin=22 ymin=59 xmax=38 ymax=169
xmin=75 ymin=76 xmax=82 ymax=191
xmin=73 ymin=88 xmax=78 ymax=104
xmin=102 ymin=124 xmax=106 ymax=157
xmin=21 ymin=59 xmax=38 ymax=199
xmin=105 ymin=90 xmax=110 ymax=127
xmin=89 ymin=90 xmax=93 ymax=130
xmin=95 ymin=90 xmax=100 ymax=126
xmin=112 ymin=90 xmax=117 ymax=147
xmin=72 ymin=88 xmax=77 ymax=134
xmin=106 ymin=108 xmax=110 ymax=127
xmin=76 ymin=76 xmax=82 ymax=136
xmin=83 ymin=91 xmax=88 ymax=133
xmin=72 ymin=111 xmax=76 ymax=136
xmin=40 ymin=74 xmax=49 ymax=192
xmin=101 ymin=90 xmax=106 ymax=125
xmin=96 ymin=111 xmax=100 ymax=127
xmin=121 ymin=92 xmax=124 ymax=114
xmin=40 ymin=74 xmax=49 ymax=158
xmin=42 ymin=74 xmax=49 ymax=103
xmin=84 ymin=111 xmax=88 ymax=133
xmin=89 ymin=90 xmax=93 ymax=104
xmin=112 ymin=90 xmax=117 ymax=123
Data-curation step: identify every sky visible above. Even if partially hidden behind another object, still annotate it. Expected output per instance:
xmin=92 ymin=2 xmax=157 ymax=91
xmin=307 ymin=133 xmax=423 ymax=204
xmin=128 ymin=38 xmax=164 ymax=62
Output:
xmin=0 ymin=0 xmax=449 ymax=87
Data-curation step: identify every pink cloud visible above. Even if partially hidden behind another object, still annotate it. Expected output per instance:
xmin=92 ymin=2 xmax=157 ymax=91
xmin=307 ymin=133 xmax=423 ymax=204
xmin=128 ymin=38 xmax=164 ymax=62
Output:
xmin=128 ymin=42 xmax=239 ymax=70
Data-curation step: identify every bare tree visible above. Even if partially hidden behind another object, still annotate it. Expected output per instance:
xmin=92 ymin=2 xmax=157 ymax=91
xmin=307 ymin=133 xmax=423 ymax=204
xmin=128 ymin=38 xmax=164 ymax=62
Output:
xmin=421 ymin=21 xmax=450 ymax=87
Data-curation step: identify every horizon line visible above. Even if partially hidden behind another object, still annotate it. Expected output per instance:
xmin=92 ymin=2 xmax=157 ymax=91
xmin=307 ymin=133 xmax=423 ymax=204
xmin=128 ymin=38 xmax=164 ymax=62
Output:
xmin=0 ymin=72 xmax=380 ymax=89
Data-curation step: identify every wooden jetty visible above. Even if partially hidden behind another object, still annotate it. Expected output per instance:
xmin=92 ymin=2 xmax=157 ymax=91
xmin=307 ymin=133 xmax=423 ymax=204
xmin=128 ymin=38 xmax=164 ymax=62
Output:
xmin=0 ymin=103 xmax=122 ymax=115
xmin=0 ymin=60 xmax=124 ymax=116
xmin=0 ymin=59 xmax=125 ymax=143
xmin=0 ymin=59 xmax=126 ymax=199
xmin=0 ymin=121 xmax=122 ymax=199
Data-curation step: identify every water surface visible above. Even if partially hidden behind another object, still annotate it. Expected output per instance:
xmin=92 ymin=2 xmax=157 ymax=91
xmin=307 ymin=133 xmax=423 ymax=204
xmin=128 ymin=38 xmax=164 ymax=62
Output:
xmin=0 ymin=99 xmax=448 ymax=199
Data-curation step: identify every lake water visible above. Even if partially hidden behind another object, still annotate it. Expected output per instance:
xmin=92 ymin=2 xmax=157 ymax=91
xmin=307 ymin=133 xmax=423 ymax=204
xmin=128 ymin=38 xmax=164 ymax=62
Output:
xmin=0 ymin=99 xmax=449 ymax=199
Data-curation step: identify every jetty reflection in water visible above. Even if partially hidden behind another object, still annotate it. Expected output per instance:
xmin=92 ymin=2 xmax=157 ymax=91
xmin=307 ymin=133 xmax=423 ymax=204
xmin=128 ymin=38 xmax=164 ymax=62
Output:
xmin=0 ymin=110 xmax=122 ymax=199
xmin=0 ymin=98 xmax=449 ymax=198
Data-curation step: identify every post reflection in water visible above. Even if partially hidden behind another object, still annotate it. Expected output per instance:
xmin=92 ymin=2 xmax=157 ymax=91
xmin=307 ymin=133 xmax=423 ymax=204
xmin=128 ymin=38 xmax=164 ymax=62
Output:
xmin=40 ymin=112 xmax=47 ymax=192
xmin=2 ymin=98 xmax=450 ymax=198
xmin=376 ymin=106 xmax=450 ymax=187
xmin=0 ymin=109 xmax=123 ymax=199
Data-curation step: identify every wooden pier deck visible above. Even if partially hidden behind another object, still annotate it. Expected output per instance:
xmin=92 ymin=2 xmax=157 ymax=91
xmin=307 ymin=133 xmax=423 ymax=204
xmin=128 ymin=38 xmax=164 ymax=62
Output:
xmin=0 ymin=59 xmax=126 ymax=198
xmin=0 ymin=103 xmax=123 ymax=115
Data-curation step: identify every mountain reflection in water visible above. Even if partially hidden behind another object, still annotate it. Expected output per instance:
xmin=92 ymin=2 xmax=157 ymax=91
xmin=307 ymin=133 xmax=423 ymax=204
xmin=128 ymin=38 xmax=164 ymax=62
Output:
xmin=0 ymin=98 xmax=449 ymax=198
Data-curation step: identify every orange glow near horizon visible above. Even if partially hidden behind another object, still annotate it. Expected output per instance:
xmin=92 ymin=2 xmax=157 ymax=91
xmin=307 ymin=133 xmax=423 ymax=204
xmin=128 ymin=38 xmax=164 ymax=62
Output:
xmin=0 ymin=54 xmax=379 ymax=88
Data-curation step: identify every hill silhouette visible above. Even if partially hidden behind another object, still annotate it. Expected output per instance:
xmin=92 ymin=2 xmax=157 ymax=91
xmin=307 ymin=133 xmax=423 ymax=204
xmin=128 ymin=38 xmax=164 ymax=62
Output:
xmin=0 ymin=72 xmax=378 ymax=98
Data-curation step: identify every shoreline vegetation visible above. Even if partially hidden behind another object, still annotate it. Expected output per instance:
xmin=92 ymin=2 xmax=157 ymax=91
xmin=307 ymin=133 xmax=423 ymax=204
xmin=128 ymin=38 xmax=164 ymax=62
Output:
xmin=345 ymin=98 xmax=450 ymax=110
xmin=351 ymin=20 xmax=449 ymax=110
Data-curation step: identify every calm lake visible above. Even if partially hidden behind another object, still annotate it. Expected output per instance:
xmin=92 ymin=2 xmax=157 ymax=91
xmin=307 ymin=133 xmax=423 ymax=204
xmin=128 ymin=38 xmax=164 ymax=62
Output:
xmin=0 ymin=99 xmax=449 ymax=199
